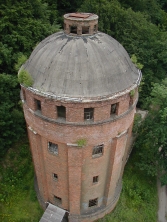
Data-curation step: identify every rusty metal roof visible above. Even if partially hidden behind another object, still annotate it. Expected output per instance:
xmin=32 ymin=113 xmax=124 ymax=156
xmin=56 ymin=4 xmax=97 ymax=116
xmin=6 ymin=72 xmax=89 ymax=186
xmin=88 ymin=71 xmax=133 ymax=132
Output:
xmin=22 ymin=31 xmax=140 ymax=99
xmin=69 ymin=13 xmax=91 ymax=19
xmin=39 ymin=203 xmax=66 ymax=222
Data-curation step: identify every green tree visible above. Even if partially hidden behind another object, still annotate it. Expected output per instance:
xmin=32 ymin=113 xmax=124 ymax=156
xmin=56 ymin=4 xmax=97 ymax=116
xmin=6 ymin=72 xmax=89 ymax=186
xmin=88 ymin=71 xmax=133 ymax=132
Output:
xmin=134 ymin=78 xmax=167 ymax=185
xmin=0 ymin=74 xmax=25 ymax=158
xmin=80 ymin=0 xmax=167 ymax=106
xmin=0 ymin=0 xmax=60 ymax=75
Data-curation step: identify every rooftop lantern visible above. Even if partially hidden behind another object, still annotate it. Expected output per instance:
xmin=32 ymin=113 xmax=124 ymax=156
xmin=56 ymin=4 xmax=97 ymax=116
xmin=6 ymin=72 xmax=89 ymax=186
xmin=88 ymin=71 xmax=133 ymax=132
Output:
xmin=64 ymin=13 xmax=98 ymax=35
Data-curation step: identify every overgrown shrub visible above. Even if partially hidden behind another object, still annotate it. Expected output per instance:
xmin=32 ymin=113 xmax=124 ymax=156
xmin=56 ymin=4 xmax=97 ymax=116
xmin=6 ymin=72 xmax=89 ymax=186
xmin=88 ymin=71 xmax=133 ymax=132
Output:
xmin=18 ymin=69 xmax=33 ymax=87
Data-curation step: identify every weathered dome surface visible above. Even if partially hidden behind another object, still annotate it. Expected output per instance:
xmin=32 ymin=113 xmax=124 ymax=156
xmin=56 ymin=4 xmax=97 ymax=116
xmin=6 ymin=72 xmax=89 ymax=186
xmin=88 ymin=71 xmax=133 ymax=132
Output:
xmin=23 ymin=31 xmax=140 ymax=98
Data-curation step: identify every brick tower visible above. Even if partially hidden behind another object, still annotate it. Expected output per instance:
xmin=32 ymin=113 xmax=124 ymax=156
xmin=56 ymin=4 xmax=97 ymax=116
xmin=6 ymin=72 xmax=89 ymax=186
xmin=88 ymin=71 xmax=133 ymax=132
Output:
xmin=20 ymin=13 xmax=141 ymax=222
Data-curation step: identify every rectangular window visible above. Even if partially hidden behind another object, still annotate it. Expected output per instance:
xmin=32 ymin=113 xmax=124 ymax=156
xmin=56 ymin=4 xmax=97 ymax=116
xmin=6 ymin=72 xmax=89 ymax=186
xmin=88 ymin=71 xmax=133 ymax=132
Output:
xmin=89 ymin=198 xmax=98 ymax=207
xmin=92 ymin=144 xmax=104 ymax=157
xmin=48 ymin=142 xmax=58 ymax=155
xmin=84 ymin=108 xmax=94 ymax=120
xmin=54 ymin=195 xmax=62 ymax=205
xmin=53 ymin=173 xmax=58 ymax=181
xmin=93 ymin=176 xmax=99 ymax=184
xmin=57 ymin=106 xmax=66 ymax=119
xmin=110 ymin=103 xmax=118 ymax=115
xmin=35 ymin=99 xmax=41 ymax=111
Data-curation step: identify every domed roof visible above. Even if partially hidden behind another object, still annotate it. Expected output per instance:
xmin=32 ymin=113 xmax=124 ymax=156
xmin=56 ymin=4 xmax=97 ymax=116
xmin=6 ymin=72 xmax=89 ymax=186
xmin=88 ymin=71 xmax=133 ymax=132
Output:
xmin=23 ymin=14 xmax=141 ymax=100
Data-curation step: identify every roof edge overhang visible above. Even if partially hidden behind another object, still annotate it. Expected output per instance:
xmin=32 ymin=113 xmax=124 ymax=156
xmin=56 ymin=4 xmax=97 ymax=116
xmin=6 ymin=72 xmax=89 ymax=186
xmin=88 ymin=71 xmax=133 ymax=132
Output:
xmin=21 ymin=69 xmax=142 ymax=103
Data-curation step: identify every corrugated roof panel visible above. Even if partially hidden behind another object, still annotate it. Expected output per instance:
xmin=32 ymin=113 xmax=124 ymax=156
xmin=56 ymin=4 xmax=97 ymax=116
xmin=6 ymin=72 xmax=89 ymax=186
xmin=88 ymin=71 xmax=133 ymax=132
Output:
xmin=39 ymin=203 xmax=66 ymax=222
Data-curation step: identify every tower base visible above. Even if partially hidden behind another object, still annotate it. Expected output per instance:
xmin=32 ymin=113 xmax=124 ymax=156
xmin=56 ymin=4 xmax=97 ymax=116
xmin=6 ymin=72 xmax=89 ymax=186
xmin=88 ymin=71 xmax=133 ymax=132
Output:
xmin=34 ymin=176 xmax=122 ymax=222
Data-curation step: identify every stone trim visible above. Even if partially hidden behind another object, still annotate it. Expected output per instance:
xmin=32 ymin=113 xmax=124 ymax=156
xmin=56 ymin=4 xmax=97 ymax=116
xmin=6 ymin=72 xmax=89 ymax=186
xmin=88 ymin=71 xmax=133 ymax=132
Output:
xmin=20 ymin=69 xmax=141 ymax=103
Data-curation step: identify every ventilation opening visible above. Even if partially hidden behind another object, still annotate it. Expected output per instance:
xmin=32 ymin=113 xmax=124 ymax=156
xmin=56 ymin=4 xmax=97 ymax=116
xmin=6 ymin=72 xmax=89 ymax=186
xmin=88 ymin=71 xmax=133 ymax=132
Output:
xmin=82 ymin=26 xmax=89 ymax=34
xmin=57 ymin=106 xmax=66 ymax=119
xmin=93 ymin=176 xmax=99 ymax=183
xmin=70 ymin=26 xmax=77 ymax=34
xmin=89 ymin=198 xmax=98 ymax=207
xmin=53 ymin=173 xmax=58 ymax=181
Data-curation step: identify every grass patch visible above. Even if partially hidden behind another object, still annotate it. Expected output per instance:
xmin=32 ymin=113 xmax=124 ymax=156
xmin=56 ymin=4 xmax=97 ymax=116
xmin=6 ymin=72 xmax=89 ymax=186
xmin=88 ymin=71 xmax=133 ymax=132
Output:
xmin=0 ymin=138 xmax=157 ymax=222
xmin=98 ymin=150 xmax=158 ymax=222
xmin=0 ymin=138 xmax=43 ymax=222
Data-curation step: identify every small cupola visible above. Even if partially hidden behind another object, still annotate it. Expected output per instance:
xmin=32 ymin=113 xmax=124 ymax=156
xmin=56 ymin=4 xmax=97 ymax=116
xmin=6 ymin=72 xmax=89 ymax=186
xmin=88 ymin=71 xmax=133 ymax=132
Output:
xmin=64 ymin=12 xmax=98 ymax=36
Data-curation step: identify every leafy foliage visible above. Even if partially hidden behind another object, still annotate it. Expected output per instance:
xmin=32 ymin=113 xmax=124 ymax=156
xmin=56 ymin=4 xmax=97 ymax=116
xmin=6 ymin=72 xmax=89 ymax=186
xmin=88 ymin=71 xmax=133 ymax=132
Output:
xmin=18 ymin=69 xmax=33 ymax=87
xmin=98 ymin=151 xmax=157 ymax=222
xmin=0 ymin=74 xmax=25 ymax=158
xmin=131 ymin=54 xmax=144 ymax=70
xmin=0 ymin=0 xmax=60 ymax=158
xmin=80 ymin=0 xmax=167 ymax=106
xmin=76 ymin=138 xmax=87 ymax=147
xmin=14 ymin=54 xmax=27 ymax=72
xmin=0 ymin=139 xmax=43 ymax=221
xmin=134 ymin=78 xmax=167 ymax=184
xmin=0 ymin=0 xmax=60 ymax=75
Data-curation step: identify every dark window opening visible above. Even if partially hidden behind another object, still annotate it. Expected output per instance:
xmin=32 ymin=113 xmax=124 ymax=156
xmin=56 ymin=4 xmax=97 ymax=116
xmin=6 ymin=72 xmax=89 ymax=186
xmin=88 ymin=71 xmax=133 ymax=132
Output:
xmin=57 ymin=106 xmax=66 ymax=119
xmin=84 ymin=108 xmax=94 ymax=120
xmin=53 ymin=173 xmax=58 ymax=181
xmin=35 ymin=99 xmax=41 ymax=111
xmin=70 ymin=26 xmax=77 ymax=34
xmin=82 ymin=26 xmax=89 ymax=34
xmin=111 ymin=103 xmax=117 ymax=115
xmin=93 ymin=176 xmax=99 ymax=183
xmin=89 ymin=198 xmax=98 ymax=207
xmin=92 ymin=144 xmax=104 ymax=156
xmin=54 ymin=195 xmax=62 ymax=205
xmin=48 ymin=142 xmax=58 ymax=155
xmin=22 ymin=90 xmax=26 ymax=101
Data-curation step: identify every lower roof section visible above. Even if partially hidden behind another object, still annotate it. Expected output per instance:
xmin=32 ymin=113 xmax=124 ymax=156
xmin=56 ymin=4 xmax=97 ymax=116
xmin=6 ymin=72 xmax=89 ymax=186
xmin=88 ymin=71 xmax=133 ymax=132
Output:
xmin=39 ymin=203 xmax=66 ymax=222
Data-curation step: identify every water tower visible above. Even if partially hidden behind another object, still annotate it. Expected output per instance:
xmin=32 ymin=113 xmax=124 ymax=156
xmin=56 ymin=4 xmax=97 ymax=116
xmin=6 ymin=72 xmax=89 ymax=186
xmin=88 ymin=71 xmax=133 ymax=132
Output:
xmin=20 ymin=12 xmax=141 ymax=222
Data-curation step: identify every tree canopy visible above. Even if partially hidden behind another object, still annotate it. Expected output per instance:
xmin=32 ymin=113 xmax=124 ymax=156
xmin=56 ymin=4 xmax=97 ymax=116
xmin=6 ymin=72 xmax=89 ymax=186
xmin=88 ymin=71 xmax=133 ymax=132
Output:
xmin=1 ymin=0 xmax=167 ymax=182
xmin=134 ymin=79 xmax=167 ymax=184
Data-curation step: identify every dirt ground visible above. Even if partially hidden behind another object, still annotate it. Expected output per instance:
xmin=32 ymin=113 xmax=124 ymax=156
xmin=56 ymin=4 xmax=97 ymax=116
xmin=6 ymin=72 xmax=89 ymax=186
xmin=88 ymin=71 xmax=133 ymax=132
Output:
xmin=157 ymin=179 xmax=167 ymax=222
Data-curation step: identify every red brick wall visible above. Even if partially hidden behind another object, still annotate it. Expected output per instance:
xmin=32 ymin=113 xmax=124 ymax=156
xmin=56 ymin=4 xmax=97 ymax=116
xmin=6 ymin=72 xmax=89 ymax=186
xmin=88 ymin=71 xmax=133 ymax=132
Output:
xmin=22 ymin=86 xmax=137 ymax=221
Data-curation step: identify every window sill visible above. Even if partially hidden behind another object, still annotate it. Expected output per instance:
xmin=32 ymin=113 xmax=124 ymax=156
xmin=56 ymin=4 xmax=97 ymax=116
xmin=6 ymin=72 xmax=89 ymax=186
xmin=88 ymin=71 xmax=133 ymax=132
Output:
xmin=92 ymin=154 xmax=103 ymax=159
